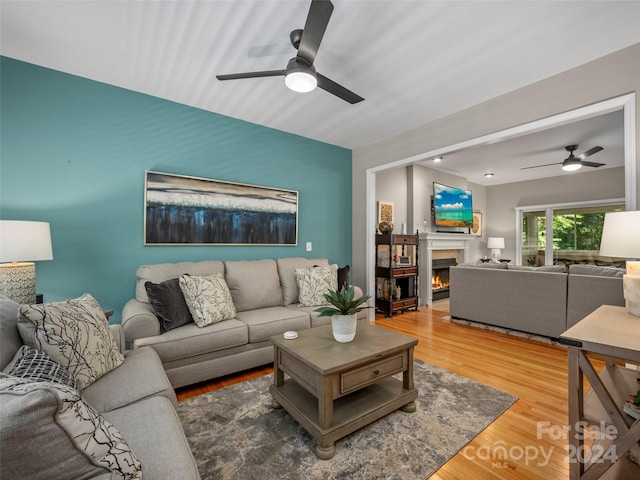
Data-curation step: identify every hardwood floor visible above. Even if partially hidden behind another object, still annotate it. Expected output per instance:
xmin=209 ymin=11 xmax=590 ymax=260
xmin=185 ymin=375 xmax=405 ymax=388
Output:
xmin=176 ymin=303 xmax=597 ymax=480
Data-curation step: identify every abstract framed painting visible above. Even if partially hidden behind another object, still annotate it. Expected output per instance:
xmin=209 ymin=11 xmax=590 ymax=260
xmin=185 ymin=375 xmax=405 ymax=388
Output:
xmin=144 ymin=171 xmax=298 ymax=245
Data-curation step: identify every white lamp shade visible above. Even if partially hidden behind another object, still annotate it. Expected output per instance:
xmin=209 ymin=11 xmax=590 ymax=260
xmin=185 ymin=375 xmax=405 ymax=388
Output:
xmin=487 ymin=237 xmax=505 ymax=249
xmin=599 ymin=211 xmax=640 ymax=259
xmin=0 ymin=221 xmax=53 ymax=263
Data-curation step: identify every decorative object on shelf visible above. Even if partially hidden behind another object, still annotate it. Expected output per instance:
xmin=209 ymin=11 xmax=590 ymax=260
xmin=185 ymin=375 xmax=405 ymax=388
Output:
xmin=378 ymin=221 xmax=394 ymax=234
xmin=314 ymin=285 xmax=371 ymax=343
xmin=598 ymin=210 xmax=640 ymax=317
xmin=471 ymin=212 xmax=483 ymax=237
xmin=0 ymin=221 xmax=53 ymax=304
xmin=144 ymin=171 xmax=298 ymax=245
xmin=487 ymin=237 xmax=505 ymax=262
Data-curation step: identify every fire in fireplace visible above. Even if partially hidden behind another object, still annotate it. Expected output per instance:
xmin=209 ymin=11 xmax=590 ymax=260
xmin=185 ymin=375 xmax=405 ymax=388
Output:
xmin=432 ymin=258 xmax=457 ymax=300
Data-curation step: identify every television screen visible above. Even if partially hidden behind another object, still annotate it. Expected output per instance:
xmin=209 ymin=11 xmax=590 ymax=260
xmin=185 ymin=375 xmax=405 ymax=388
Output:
xmin=433 ymin=182 xmax=473 ymax=228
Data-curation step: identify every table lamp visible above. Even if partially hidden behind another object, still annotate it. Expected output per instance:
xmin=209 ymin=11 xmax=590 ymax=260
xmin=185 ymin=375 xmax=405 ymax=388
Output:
xmin=598 ymin=210 xmax=640 ymax=317
xmin=487 ymin=237 xmax=505 ymax=262
xmin=0 ymin=221 xmax=53 ymax=304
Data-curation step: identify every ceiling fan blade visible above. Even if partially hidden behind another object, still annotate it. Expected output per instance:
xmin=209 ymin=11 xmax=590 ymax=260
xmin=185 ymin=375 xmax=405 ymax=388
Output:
xmin=581 ymin=161 xmax=605 ymax=168
xmin=317 ymin=73 xmax=364 ymax=104
xmin=217 ymin=70 xmax=285 ymax=81
xmin=578 ymin=146 xmax=603 ymax=159
xmin=520 ymin=162 xmax=562 ymax=170
xmin=297 ymin=0 xmax=334 ymax=65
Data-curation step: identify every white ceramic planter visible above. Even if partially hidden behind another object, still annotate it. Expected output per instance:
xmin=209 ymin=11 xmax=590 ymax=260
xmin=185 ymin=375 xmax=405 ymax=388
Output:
xmin=332 ymin=314 xmax=357 ymax=343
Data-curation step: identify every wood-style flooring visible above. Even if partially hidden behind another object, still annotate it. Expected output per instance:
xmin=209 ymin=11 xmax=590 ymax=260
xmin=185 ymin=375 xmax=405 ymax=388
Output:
xmin=175 ymin=301 xmax=599 ymax=480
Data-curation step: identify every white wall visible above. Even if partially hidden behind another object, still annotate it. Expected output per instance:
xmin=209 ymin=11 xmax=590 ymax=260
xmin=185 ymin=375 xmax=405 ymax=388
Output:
xmin=352 ymin=43 xmax=640 ymax=290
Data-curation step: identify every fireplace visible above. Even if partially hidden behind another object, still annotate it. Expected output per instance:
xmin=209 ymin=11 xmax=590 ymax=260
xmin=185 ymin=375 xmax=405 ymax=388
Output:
xmin=432 ymin=258 xmax=456 ymax=300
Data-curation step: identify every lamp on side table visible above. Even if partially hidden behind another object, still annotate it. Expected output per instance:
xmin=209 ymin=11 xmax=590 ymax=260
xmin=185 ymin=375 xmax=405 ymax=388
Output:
xmin=0 ymin=221 xmax=53 ymax=304
xmin=599 ymin=210 xmax=640 ymax=317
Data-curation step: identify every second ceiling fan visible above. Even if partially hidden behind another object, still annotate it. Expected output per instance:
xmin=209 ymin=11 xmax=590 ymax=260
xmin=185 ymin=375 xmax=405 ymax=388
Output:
xmin=217 ymin=0 xmax=364 ymax=104
xmin=521 ymin=144 xmax=604 ymax=172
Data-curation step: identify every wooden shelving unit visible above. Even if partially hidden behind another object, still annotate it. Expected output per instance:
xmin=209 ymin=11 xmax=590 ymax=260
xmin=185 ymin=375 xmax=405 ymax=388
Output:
xmin=375 ymin=233 xmax=419 ymax=317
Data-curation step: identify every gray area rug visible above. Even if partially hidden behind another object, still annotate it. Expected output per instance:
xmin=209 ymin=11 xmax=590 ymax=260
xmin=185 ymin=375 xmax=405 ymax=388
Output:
xmin=176 ymin=360 xmax=517 ymax=480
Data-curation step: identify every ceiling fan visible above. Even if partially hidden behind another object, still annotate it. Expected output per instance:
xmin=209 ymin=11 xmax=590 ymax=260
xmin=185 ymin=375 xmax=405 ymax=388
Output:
xmin=216 ymin=0 xmax=364 ymax=104
xmin=521 ymin=144 xmax=604 ymax=172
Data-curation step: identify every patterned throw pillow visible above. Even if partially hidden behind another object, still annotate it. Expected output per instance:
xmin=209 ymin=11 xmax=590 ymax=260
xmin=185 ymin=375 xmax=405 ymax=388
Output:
xmin=5 ymin=345 xmax=81 ymax=391
xmin=0 ymin=374 xmax=142 ymax=480
xmin=17 ymin=293 xmax=124 ymax=389
xmin=179 ymin=273 xmax=236 ymax=327
xmin=145 ymin=277 xmax=194 ymax=333
xmin=295 ymin=264 xmax=339 ymax=307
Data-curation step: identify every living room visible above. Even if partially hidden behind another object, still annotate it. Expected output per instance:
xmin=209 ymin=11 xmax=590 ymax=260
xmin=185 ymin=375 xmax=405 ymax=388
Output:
xmin=2 ymin=1 xmax=640 ymax=479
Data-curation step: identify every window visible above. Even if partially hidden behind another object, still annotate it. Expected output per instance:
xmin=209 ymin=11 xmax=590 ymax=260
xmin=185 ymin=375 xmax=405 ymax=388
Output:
xmin=516 ymin=200 xmax=625 ymax=267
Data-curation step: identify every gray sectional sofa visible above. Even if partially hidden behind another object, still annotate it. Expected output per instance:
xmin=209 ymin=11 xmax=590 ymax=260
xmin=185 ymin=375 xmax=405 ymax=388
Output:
xmin=122 ymin=257 xmax=368 ymax=388
xmin=449 ymin=263 xmax=625 ymax=338
xmin=0 ymin=293 xmax=200 ymax=480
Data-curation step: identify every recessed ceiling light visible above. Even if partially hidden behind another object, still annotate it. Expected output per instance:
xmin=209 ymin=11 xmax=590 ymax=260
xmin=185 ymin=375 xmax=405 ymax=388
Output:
xmin=484 ymin=172 xmax=494 ymax=178
xmin=433 ymin=157 xmax=443 ymax=163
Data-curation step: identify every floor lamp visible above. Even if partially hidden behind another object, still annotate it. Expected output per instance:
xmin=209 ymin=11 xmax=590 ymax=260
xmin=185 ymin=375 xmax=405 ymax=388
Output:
xmin=0 ymin=221 xmax=53 ymax=304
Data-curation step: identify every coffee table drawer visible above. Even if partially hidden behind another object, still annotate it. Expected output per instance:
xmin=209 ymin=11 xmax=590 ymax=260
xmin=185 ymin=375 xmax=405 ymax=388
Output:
xmin=340 ymin=353 xmax=406 ymax=395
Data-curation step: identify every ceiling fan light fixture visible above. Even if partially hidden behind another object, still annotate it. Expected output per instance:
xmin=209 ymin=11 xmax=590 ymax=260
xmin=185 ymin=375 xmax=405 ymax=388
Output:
xmin=284 ymin=58 xmax=317 ymax=93
xmin=562 ymin=161 xmax=582 ymax=172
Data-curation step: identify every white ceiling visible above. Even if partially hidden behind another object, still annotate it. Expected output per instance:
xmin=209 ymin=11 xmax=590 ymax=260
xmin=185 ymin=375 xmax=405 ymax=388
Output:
xmin=1 ymin=0 xmax=639 ymax=182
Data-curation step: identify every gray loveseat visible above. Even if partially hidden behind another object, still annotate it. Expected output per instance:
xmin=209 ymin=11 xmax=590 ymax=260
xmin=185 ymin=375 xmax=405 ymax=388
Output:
xmin=449 ymin=263 xmax=625 ymax=338
xmin=122 ymin=257 xmax=368 ymax=388
xmin=0 ymin=293 xmax=200 ymax=480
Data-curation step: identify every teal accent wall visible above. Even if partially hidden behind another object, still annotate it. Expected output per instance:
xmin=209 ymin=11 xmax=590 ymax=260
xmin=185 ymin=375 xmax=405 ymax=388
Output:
xmin=0 ymin=57 xmax=353 ymax=322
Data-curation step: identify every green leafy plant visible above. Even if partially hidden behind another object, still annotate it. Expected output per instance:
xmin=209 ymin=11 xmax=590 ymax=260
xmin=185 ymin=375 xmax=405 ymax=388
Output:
xmin=314 ymin=285 xmax=371 ymax=317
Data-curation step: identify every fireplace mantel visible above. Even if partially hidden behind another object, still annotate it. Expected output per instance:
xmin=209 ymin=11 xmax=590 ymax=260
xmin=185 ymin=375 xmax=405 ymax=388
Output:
xmin=419 ymin=233 xmax=475 ymax=305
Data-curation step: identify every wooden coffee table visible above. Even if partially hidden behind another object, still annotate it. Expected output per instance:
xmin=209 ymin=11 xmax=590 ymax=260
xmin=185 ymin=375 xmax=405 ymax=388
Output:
xmin=270 ymin=323 xmax=418 ymax=459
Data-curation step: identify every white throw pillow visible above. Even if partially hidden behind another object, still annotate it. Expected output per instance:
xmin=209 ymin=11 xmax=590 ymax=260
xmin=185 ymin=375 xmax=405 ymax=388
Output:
xmin=179 ymin=273 xmax=237 ymax=327
xmin=295 ymin=264 xmax=339 ymax=307
xmin=17 ymin=294 xmax=124 ymax=389
xmin=0 ymin=374 xmax=142 ymax=480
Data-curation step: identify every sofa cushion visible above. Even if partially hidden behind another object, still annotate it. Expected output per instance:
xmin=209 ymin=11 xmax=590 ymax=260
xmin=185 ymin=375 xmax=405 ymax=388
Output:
xmin=3 ymin=345 xmax=81 ymax=391
xmin=0 ymin=374 xmax=142 ymax=480
xmin=82 ymin=346 xmax=177 ymax=412
xmin=458 ymin=262 xmax=508 ymax=269
xmin=295 ymin=264 xmax=339 ymax=306
xmin=0 ymin=294 xmax=22 ymax=370
xmin=235 ymin=306 xmax=310 ymax=343
xmin=17 ymin=293 xmax=125 ymax=389
xmin=135 ymin=260 xmax=225 ymax=303
xmin=132 ymin=319 xmax=249 ymax=364
xmin=569 ymin=264 xmax=626 ymax=277
xmin=225 ymin=259 xmax=283 ymax=311
xmin=102 ymin=396 xmax=200 ymax=480
xmin=145 ymin=277 xmax=194 ymax=333
xmin=508 ymin=264 xmax=567 ymax=273
xmin=276 ymin=257 xmax=330 ymax=305
xmin=179 ymin=274 xmax=236 ymax=327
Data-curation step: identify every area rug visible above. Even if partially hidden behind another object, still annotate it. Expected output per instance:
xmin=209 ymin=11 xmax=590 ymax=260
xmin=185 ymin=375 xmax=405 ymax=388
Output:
xmin=176 ymin=360 xmax=517 ymax=480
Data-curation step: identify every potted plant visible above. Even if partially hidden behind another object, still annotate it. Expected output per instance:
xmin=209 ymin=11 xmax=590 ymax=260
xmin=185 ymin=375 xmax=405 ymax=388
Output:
xmin=315 ymin=285 xmax=371 ymax=343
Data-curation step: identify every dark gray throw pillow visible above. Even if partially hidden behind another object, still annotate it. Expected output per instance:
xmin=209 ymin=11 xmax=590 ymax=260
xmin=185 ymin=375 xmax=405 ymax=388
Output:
xmin=145 ymin=278 xmax=194 ymax=333
xmin=338 ymin=265 xmax=350 ymax=289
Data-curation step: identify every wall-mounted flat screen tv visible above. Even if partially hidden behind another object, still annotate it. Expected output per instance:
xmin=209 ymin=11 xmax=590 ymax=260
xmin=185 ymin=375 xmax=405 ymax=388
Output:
xmin=433 ymin=182 xmax=473 ymax=228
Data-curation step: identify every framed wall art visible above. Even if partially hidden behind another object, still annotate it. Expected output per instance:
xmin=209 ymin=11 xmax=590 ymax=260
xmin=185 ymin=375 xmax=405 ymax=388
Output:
xmin=377 ymin=201 xmax=394 ymax=224
xmin=144 ymin=171 xmax=298 ymax=245
xmin=471 ymin=212 xmax=483 ymax=237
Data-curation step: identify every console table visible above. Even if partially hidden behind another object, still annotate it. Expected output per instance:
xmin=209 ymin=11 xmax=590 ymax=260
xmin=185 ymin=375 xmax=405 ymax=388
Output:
xmin=559 ymin=305 xmax=640 ymax=479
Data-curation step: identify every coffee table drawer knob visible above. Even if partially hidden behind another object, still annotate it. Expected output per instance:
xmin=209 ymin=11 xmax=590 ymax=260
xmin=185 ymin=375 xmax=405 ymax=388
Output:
xmin=374 ymin=369 xmax=380 ymax=375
